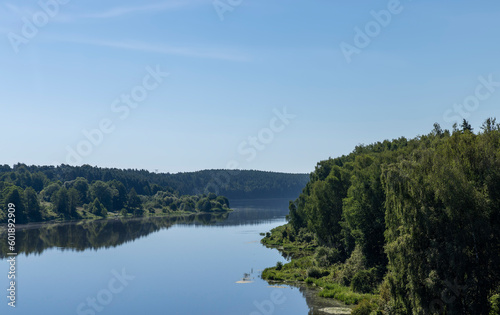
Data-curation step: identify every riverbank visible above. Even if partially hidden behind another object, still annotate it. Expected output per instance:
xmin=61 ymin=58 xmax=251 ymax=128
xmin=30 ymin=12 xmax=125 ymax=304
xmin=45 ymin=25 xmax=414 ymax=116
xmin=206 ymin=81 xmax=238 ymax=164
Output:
xmin=0 ymin=204 xmax=233 ymax=229
xmin=260 ymin=225 xmax=383 ymax=314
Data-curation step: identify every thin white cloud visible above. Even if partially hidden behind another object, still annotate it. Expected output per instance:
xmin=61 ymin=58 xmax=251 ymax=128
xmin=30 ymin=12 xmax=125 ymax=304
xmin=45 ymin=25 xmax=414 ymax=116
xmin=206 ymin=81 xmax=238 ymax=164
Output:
xmin=46 ymin=37 xmax=251 ymax=62
xmin=84 ymin=1 xmax=194 ymax=19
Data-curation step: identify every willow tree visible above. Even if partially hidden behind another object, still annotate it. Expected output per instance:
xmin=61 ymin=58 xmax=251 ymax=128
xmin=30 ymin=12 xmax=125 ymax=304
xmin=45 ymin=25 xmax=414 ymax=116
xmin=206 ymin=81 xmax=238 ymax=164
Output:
xmin=383 ymin=127 xmax=500 ymax=314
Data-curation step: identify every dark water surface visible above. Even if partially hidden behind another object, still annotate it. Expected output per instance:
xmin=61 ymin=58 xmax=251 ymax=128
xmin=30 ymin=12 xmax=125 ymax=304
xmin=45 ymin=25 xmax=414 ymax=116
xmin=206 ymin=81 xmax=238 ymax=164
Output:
xmin=0 ymin=198 xmax=340 ymax=315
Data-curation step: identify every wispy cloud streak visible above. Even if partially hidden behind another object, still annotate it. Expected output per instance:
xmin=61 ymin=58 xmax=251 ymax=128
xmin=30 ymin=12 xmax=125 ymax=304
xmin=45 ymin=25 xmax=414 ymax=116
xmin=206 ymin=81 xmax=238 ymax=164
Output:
xmin=84 ymin=1 xmax=195 ymax=19
xmin=46 ymin=37 xmax=251 ymax=62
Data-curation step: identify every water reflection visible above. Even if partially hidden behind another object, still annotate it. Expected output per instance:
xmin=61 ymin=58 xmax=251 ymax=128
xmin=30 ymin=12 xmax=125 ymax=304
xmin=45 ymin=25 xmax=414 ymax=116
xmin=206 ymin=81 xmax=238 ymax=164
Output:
xmin=0 ymin=197 xmax=346 ymax=314
xmin=0 ymin=213 xmax=229 ymax=258
xmin=0 ymin=198 xmax=292 ymax=259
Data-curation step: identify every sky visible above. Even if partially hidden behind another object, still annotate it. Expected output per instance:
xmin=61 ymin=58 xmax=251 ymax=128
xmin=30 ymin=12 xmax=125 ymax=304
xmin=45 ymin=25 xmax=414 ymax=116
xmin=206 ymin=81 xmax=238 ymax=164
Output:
xmin=1 ymin=0 xmax=500 ymax=174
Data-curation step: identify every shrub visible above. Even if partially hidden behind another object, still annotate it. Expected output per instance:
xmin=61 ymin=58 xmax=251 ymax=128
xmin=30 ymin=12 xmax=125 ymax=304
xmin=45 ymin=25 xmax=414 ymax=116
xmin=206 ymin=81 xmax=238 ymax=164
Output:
xmin=336 ymin=245 xmax=366 ymax=286
xmin=315 ymin=246 xmax=341 ymax=267
xmin=275 ymin=261 xmax=283 ymax=271
xmin=351 ymin=268 xmax=377 ymax=294
xmin=307 ymin=267 xmax=323 ymax=279
xmin=351 ymin=299 xmax=378 ymax=315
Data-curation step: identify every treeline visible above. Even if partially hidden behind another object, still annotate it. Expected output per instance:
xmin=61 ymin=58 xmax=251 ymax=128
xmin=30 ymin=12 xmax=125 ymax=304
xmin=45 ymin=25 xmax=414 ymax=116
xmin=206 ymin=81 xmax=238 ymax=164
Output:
xmin=0 ymin=166 xmax=231 ymax=224
xmin=268 ymin=118 xmax=500 ymax=314
xmin=0 ymin=165 xmax=308 ymax=199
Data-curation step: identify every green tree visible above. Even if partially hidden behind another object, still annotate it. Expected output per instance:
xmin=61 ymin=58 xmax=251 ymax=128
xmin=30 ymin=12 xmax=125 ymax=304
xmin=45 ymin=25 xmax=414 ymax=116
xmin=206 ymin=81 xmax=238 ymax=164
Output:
xmin=68 ymin=188 xmax=80 ymax=216
xmin=3 ymin=186 xmax=27 ymax=223
xmin=89 ymin=181 xmax=114 ymax=212
xmin=89 ymin=198 xmax=107 ymax=217
xmin=72 ymin=177 xmax=89 ymax=204
xmin=109 ymin=180 xmax=127 ymax=210
xmin=24 ymin=187 xmax=41 ymax=221
xmin=127 ymin=188 xmax=141 ymax=210
xmin=54 ymin=187 xmax=69 ymax=215
xmin=41 ymin=182 xmax=61 ymax=202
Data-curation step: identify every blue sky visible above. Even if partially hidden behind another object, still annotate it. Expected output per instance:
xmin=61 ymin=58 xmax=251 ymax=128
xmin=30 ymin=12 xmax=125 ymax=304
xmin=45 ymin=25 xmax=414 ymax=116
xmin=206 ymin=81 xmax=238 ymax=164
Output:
xmin=1 ymin=0 xmax=500 ymax=173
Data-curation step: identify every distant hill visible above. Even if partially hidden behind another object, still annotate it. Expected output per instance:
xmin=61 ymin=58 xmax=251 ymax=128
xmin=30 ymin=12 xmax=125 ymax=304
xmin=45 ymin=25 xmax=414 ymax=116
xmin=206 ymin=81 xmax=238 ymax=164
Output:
xmin=0 ymin=164 xmax=309 ymax=224
xmin=0 ymin=164 xmax=309 ymax=199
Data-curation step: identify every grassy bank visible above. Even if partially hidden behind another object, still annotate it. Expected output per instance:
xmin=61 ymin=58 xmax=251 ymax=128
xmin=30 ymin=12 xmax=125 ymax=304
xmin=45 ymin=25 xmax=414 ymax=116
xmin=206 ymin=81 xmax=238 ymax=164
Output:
xmin=261 ymin=225 xmax=384 ymax=314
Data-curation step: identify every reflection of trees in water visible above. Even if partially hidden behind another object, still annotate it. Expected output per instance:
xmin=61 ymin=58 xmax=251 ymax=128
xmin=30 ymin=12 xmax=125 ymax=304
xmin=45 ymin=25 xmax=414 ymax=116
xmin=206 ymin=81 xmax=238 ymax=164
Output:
xmin=0 ymin=213 xmax=229 ymax=258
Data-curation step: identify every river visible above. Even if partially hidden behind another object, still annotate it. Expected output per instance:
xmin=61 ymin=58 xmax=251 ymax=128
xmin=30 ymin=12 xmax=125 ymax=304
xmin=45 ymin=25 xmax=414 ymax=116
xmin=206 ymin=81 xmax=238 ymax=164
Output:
xmin=0 ymin=198 xmax=344 ymax=315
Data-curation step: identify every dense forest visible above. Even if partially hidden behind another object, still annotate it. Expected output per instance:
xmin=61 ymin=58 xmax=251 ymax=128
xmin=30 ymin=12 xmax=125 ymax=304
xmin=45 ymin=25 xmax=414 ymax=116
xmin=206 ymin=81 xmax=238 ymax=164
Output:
xmin=0 ymin=166 xmax=232 ymax=224
xmin=0 ymin=165 xmax=307 ymax=224
xmin=261 ymin=118 xmax=500 ymax=315
xmin=0 ymin=165 xmax=308 ymax=199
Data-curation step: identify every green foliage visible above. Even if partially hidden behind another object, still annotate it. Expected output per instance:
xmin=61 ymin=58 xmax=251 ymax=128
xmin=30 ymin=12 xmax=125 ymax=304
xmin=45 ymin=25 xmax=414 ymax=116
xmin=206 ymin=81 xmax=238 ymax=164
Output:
xmin=54 ymin=187 xmax=69 ymax=215
xmin=383 ymin=124 xmax=500 ymax=314
xmin=351 ymin=268 xmax=377 ymax=294
xmin=351 ymin=299 xmax=379 ymax=315
xmin=1 ymin=164 xmax=307 ymax=199
xmin=40 ymin=182 xmax=60 ymax=202
xmin=89 ymin=198 xmax=107 ymax=217
xmin=314 ymin=246 xmax=341 ymax=267
xmin=279 ymin=118 xmax=500 ymax=314
xmin=24 ymin=187 xmax=41 ymax=221
xmin=71 ymin=177 xmax=89 ymax=204
xmin=3 ymin=185 xmax=27 ymax=223
xmin=275 ymin=261 xmax=283 ymax=271
xmin=127 ymin=188 xmax=141 ymax=210
xmin=318 ymin=282 xmax=372 ymax=305
xmin=490 ymin=294 xmax=500 ymax=315
xmin=89 ymin=181 xmax=115 ymax=212
xmin=306 ymin=267 xmax=324 ymax=279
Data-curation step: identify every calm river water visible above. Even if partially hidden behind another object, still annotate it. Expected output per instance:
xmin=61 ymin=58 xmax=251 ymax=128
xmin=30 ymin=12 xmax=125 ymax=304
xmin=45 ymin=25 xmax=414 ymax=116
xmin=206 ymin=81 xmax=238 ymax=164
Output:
xmin=0 ymin=198 xmax=343 ymax=315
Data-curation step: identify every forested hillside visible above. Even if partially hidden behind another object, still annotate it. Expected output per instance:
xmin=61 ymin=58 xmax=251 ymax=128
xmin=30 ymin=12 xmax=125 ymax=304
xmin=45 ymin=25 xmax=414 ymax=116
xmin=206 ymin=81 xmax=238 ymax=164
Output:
xmin=0 ymin=166 xmax=308 ymax=199
xmin=0 ymin=168 xmax=231 ymax=224
xmin=0 ymin=165 xmax=307 ymax=224
xmin=262 ymin=119 xmax=500 ymax=314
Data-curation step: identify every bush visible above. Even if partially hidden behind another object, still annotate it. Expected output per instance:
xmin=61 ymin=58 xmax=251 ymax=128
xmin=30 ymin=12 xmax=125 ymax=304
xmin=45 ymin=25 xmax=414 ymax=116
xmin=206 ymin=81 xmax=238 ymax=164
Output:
xmin=351 ymin=268 xmax=377 ymax=294
xmin=276 ymin=261 xmax=283 ymax=271
xmin=315 ymin=246 xmax=341 ymax=267
xmin=351 ymin=299 xmax=378 ymax=315
xmin=307 ymin=267 xmax=324 ymax=279
xmin=336 ymin=245 xmax=366 ymax=286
